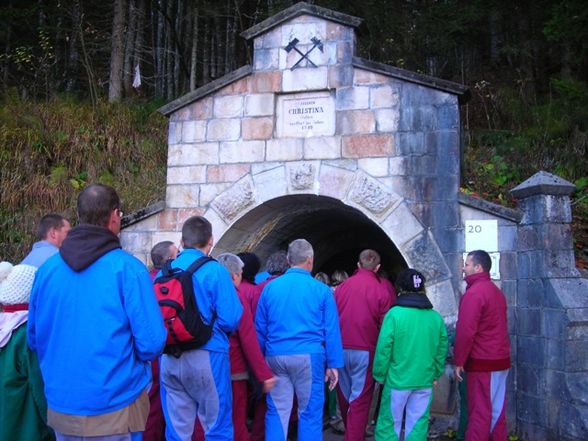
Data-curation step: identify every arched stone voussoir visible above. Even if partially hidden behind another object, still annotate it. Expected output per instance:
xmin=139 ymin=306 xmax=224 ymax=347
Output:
xmin=207 ymin=168 xmax=290 ymax=243
xmin=252 ymin=165 xmax=289 ymax=203
xmin=286 ymin=161 xmax=321 ymax=194
xmin=210 ymin=175 xmax=256 ymax=224
xmin=425 ymin=279 xmax=458 ymax=319
xmin=317 ymin=162 xmax=356 ymax=200
xmin=203 ymin=207 xmax=231 ymax=248
xmin=342 ymin=170 xmax=402 ymax=220
xmin=401 ymin=230 xmax=452 ymax=284
xmin=379 ymin=202 xmax=425 ymax=248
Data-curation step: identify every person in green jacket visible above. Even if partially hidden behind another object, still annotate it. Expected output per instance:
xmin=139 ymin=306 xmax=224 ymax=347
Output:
xmin=0 ymin=261 xmax=54 ymax=441
xmin=372 ymin=268 xmax=448 ymax=441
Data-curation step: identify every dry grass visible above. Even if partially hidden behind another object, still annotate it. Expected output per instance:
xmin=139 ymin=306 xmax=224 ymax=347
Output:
xmin=0 ymin=95 xmax=168 ymax=262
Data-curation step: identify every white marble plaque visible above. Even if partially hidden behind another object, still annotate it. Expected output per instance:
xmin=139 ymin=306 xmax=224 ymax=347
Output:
xmin=464 ymin=220 xmax=498 ymax=252
xmin=464 ymin=219 xmax=500 ymax=279
xmin=276 ymin=91 xmax=335 ymax=138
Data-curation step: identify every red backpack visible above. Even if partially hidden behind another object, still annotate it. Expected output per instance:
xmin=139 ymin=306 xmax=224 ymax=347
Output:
xmin=153 ymin=256 xmax=215 ymax=357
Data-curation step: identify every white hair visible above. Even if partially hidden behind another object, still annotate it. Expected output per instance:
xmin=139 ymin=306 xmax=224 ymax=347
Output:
xmin=287 ymin=239 xmax=313 ymax=265
xmin=217 ymin=253 xmax=244 ymax=276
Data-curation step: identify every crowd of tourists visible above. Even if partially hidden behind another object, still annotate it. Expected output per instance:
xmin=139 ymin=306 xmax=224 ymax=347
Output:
xmin=0 ymin=183 xmax=511 ymax=441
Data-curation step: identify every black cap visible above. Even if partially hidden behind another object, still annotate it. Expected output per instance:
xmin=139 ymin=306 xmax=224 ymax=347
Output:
xmin=396 ymin=269 xmax=426 ymax=293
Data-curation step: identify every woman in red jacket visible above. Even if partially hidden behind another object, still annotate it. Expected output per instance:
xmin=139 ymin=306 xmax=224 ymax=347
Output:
xmin=194 ymin=253 xmax=276 ymax=441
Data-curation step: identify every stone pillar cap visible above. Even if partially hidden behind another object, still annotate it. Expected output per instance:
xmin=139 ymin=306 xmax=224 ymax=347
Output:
xmin=511 ymin=171 xmax=575 ymax=199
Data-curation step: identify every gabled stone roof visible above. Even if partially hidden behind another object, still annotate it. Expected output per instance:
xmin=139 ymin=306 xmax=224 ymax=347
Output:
xmin=158 ymin=2 xmax=470 ymax=116
xmin=158 ymin=65 xmax=252 ymax=116
xmin=458 ymin=192 xmax=522 ymax=222
xmin=240 ymin=1 xmax=363 ymax=41
xmin=120 ymin=200 xmax=165 ymax=228
xmin=353 ymin=57 xmax=470 ymax=103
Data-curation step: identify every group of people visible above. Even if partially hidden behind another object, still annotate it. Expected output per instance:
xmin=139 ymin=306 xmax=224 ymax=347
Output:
xmin=0 ymin=183 xmax=511 ymax=441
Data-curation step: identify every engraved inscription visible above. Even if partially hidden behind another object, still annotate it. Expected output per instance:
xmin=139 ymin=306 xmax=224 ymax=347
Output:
xmin=277 ymin=92 xmax=335 ymax=138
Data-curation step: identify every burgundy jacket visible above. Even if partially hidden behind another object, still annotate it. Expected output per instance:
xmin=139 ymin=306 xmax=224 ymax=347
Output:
xmin=229 ymin=287 xmax=273 ymax=382
xmin=454 ymin=272 xmax=511 ymax=371
xmin=334 ymin=268 xmax=396 ymax=352
xmin=239 ymin=279 xmax=259 ymax=317
xmin=249 ymin=275 xmax=280 ymax=318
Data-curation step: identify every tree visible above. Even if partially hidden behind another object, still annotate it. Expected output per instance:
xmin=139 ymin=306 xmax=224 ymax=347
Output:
xmin=0 ymin=0 xmax=586 ymax=103
xmin=108 ymin=0 xmax=127 ymax=102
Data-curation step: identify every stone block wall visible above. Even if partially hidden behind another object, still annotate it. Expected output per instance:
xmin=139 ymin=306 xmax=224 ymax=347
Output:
xmin=123 ymin=12 xmax=463 ymax=287
xmin=452 ymin=173 xmax=588 ymax=441
xmin=511 ymin=174 xmax=588 ymax=441
xmin=118 ymin=3 xmax=588 ymax=438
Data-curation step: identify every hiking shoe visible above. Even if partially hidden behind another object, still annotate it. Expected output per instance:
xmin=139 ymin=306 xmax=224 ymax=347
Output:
xmin=329 ymin=419 xmax=346 ymax=434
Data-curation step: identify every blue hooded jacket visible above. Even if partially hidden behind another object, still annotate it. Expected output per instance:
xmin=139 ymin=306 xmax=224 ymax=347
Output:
xmin=28 ymin=225 xmax=167 ymax=416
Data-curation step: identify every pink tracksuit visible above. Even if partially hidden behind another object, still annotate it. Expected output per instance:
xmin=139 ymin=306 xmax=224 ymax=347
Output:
xmin=334 ymin=268 xmax=396 ymax=441
xmin=455 ymin=272 xmax=511 ymax=441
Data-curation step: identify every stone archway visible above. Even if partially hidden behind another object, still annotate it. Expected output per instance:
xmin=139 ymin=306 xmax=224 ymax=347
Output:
xmin=213 ymin=193 xmax=405 ymax=278
xmin=205 ymin=162 xmax=457 ymax=318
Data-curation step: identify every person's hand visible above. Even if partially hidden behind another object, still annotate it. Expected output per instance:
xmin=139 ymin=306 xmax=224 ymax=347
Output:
xmin=455 ymin=366 xmax=464 ymax=382
xmin=262 ymin=376 xmax=277 ymax=393
xmin=325 ymin=368 xmax=339 ymax=391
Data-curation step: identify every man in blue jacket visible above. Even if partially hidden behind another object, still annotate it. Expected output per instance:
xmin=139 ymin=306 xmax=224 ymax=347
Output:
xmin=256 ymin=238 xmax=344 ymax=441
xmin=160 ymin=215 xmax=243 ymax=441
xmin=28 ymin=184 xmax=167 ymax=441
xmin=21 ymin=213 xmax=71 ymax=268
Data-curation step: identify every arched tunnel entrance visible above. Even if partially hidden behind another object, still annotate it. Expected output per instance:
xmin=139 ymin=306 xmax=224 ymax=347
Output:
xmin=214 ymin=194 xmax=407 ymax=280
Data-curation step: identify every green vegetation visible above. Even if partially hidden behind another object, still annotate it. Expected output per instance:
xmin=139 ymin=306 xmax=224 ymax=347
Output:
xmin=0 ymin=1 xmax=586 ymax=267
xmin=462 ymin=77 xmax=588 ymax=267
xmin=1 ymin=84 xmax=586 ymax=266
xmin=0 ymin=94 xmax=168 ymax=261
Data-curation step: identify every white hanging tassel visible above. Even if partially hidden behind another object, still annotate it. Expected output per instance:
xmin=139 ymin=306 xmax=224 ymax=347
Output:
xmin=132 ymin=64 xmax=141 ymax=88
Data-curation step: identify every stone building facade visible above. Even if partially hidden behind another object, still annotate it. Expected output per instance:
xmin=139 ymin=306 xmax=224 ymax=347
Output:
xmin=120 ymin=3 xmax=588 ymax=440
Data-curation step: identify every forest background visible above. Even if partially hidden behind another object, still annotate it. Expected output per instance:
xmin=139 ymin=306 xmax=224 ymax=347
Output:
xmin=1 ymin=0 xmax=587 ymax=266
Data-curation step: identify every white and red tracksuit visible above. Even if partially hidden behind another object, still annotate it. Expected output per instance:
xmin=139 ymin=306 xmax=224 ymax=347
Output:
xmin=454 ymin=272 xmax=511 ymax=441
xmin=334 ymin=268 xmax=396 ymax=441
xmin=230 ymin=286 xmax=274 ymax=441
xmin=246 ymin=276 xmax=280 ymax=441
xmin=193 ymin=281 xmax=273 ymax=441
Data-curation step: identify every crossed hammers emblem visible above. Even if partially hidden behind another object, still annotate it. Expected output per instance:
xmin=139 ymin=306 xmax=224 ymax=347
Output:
xmin=284 ymin=37 xmax=324 ymax=70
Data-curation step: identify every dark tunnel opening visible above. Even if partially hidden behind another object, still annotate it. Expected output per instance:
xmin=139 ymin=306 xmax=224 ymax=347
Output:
xmin=214 ymin=195 xmax=407 ymax=283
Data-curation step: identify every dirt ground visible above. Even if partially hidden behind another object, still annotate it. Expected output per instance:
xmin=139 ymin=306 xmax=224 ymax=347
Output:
xmin=321 ymin=426 xmax=455 ymax=440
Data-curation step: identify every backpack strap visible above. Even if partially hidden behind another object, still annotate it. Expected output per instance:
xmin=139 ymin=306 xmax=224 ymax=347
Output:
xmin=161 ymin=259 xmax=175 ymax=277
xmin=185 ymin=256 xmax=214 ymax=274
xmin=184 ymin=256 xmax=217 ymax=326
xmin=159 ymin=256 xmax=207 ymax=279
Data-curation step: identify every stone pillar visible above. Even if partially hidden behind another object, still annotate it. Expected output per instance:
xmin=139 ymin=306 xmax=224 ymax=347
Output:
xmin=511 ymin=171 xmax=588 ymax=441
